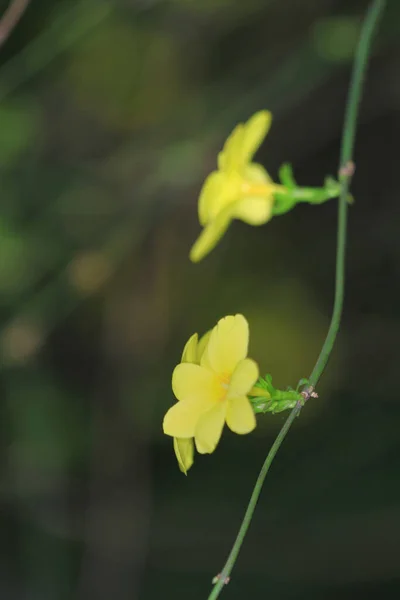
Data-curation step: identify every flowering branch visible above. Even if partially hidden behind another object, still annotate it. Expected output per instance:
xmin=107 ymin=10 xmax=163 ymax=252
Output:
xmin=206 ymin=1 xmax=386 ymax=598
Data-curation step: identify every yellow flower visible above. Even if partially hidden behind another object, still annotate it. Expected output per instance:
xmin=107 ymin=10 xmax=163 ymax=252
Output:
xmin=164 ymin=315 xmax=258 ymax=465
xmin=190 ymin=111 xmax=283 ymax=262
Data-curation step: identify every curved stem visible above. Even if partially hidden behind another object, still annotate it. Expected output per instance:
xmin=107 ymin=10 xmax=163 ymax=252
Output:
xmin=206 ymin=2 xmax=385 ymax=598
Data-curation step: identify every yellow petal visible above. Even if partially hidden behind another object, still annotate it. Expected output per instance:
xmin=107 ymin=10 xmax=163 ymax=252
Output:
xmin=197 ymin=330 xmax=212 ymax=363
xmin=218 ymin=123 xmax=245 ymax=172
xmin=202 ymin=314 xmax=249 ymax=376
xmin=232 ymin=196 xmax=273 ymax=225
xmin=198 ymin=171 xmax=240 ymax=226
xmin=172 ymin=363 xmax=222 ymax=404
xmin=189 ymin=209 xmax=232 ymax=263
xmin=244 ymin=162 xmax=271 ymax=184
xmin=195 ymin=401 xmax=227 ymax=454
xmin=241 ymin=111 xmax=271 ymax=164
xmin=181 ymin=333 xmax=199 ymax=364
xmin=163 ymin=396 xmax=213 ymax=438
xmin=226 ymin=395 xmax=256 ymax=434
xmin=198 ymin=171 xmax=224 ymax=226
xmin=173 ymin=438 xmax=194 ymax=475
xmin=229 ymin=358 xmax=259 ymax=396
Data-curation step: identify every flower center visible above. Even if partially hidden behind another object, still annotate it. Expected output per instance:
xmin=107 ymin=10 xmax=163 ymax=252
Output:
xmin=218 ymin=373 xmax=231 ymax=398
xmin=240 ymin=180 xmax=284 ymax=197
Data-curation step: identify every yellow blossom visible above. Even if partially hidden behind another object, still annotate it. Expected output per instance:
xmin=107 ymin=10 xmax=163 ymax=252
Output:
xmin=190 ymin=111 xmax=283 ymax=262
xmin=164 ymin=315 xmax=258 ymax=464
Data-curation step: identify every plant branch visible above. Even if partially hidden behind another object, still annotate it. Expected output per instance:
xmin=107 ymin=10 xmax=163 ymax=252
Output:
xmin=206 ymin=2 xmax=385 ymax=598
xmin=0 ymin=0 xmax=31 ymax=48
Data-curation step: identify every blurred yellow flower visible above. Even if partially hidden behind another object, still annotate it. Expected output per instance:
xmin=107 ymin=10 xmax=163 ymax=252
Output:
xmin=164 ymin=315 xmax=258 ymax=467
xmin=190 ymin=111 xmax=283 ymax=262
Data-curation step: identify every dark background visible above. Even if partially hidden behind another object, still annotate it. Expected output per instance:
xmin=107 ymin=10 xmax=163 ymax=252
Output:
xmin=0 ymin=0 xmax=399 ymax=598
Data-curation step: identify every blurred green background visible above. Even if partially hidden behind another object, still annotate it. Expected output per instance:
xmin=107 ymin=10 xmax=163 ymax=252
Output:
xmin=0 ymin=0 xmax=400 ymax=598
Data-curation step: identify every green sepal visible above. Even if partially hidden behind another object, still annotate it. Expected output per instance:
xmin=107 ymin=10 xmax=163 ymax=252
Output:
xmin=296 ymin=378 xmax=310 ymax=392
xmin=278 ymin=163 xmax=297 ymax=190
xmin=250 ymin=374 xmax=303 ymax=415
xmin=272 ymin=163 xmax=352 ymax=217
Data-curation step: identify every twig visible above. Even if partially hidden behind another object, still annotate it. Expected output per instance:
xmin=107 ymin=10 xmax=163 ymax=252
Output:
xmin=0 ymin=0 xmax=31 ymax=48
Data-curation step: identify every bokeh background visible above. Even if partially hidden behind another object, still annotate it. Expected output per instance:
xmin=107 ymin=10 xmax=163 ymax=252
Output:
xmin=0 ymin=0 xmax=399 ymax=598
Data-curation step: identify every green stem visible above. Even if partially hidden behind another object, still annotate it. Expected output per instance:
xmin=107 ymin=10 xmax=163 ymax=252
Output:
xmin=309 ymin=0 xmax=385 ymax=385
xmin=207 ymin=402 xmax=301 ymax=600
xmin=206 ymin=2 xmax=385 ymax=598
